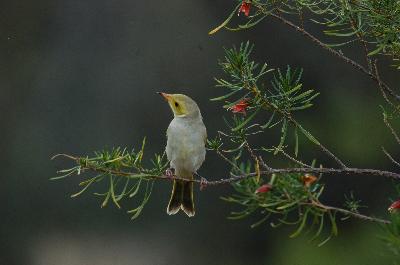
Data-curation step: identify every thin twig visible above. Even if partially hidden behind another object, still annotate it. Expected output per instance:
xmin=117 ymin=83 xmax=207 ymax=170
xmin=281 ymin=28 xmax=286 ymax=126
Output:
xmin=258 ymin=155 xmax=272 ymax=171
xmin=258 ymin=89 xmax=347 ymax=168
xmin=279 ymin=148 xmax=312 ymax=168
xmin=56 ymin=154 xmax=400 ymax=183
xmin=267 ymin=12 xmax=400 ymax=102
xmin=216 ymin=149 xmax=245 ymax=174
xmin=290 ymin=117 xmax=347 ymax=168
xmin=382 ymin=147 xmax=400 ymax=168
xmin=308 ymin=201 xmax=390 ymax=224
xmin=373 ymin=59 xmax=394 ymax=106
xmin=383 ymin=113 xmax=400 ymax=145
xmin=244 ymin=141 xmax=259 ymax=162
xmin=317 ymin=142 xmax=347 ymax=169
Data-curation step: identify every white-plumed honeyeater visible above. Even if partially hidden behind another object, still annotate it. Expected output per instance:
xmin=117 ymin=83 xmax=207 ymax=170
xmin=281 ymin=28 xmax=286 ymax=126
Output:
xmin=158 ymin=92 xmax=207 ymax=217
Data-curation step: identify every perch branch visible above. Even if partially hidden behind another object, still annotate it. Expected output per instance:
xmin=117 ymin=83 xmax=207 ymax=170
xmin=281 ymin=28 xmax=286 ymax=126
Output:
xmin=54 ymin=154 xmax=400 ymax=184
xmin=54 ymin=154 xmax=394 ymax=224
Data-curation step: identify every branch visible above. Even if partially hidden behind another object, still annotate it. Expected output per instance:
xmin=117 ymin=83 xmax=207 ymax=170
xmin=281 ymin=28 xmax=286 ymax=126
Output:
xmin=277 ymin=148 xmax=312 ymax=168
xmin=267 ymin=12 xmax=400 ymax=102
xmin=54 ymin=154 xmax=394 ymax=224
xmin=253 ymin=80 xmax=347 ymax=168
xmin=383 ymin=113 xmax=400 ymax=145
xmin=289 ymin=115 xmax=347 ymax=168
xmin=308 ymin=201 xmax=390 ymax=224
xmin=316 ymin=141 xmax=347 ymax=169
xmin=382 ymin=147 xmax=400 ymax=168
xmin=54 ymin=154 xmax=400 ymax=184
xmin=229 ymin=167 xmax=400 ymax=183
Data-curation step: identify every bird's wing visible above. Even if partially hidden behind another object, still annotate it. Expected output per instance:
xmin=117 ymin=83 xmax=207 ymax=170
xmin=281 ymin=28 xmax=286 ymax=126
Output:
xmin=199 ymin=119 xmax=207 ymax=145
xmin=165 ymin=122 xmax=174 ymax=162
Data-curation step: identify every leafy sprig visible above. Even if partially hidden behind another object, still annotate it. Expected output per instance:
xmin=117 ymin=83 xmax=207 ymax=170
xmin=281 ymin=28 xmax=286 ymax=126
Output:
xmin=222 ymin=161 xmax=339 ymax=246
xmin=213 ymin=41 xmax=322 ymax=162
xmin=52 ymin=139 xmax=169 ymax=219
xmin=211 ymin=0 xmax=400 ymax=69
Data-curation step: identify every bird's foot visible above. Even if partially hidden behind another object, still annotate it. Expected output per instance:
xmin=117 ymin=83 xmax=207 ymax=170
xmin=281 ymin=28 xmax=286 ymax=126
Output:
xmin=200 ymin=177 xmax=208 ymax=191
xmin=165 ymin=168 xmax=174 ymax=179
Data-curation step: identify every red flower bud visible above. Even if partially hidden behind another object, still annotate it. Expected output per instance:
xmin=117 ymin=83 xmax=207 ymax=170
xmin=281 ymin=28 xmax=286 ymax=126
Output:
xmin=238 ymin=1 xmax=251 ymax=17
xmin=228 ymin=99 xmax=249 ymax=115
xmin=388 ymin=200 xmax=400 ymax=212
xmin=302 ymin=174 xmax=317 ymax=187
xmin=255 ymin=184 xmax=272 ymax=194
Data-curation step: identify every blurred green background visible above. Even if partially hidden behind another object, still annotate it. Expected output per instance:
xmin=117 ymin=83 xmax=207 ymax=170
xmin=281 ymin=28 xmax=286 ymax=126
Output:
xmin=1 ymin=1 xmax=400 ymax=264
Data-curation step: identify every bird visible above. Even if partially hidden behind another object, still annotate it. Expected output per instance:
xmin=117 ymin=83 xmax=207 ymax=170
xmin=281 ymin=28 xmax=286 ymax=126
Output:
xmin=158 ymin=92 xmax=207 ymax=217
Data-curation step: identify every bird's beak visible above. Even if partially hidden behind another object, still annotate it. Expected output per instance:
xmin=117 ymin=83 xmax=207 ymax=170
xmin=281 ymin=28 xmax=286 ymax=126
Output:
xmin=157 ymin=92 xmax=171 ymax=101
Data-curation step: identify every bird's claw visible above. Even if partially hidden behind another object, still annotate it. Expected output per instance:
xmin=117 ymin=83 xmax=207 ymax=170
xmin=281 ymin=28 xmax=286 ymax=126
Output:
xmin=200 ymin=177 xmax=208 ymax=191
xmin=165 ymin=168 xmax=174 ymax=179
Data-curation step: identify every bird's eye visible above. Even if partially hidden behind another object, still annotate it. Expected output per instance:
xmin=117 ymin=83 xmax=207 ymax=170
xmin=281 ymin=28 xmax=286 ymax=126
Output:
xmin=174 ymin=102 xmax=179 ymax=107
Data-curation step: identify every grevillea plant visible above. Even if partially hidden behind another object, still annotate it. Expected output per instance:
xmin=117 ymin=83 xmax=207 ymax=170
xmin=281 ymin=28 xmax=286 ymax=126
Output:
xmin=52 ymin=0 xmax=400 ymax=262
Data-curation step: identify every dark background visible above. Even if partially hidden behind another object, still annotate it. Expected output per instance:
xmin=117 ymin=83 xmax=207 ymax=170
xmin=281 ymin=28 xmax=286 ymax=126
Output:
xmin=1 ymin=1 xmax=400 ymax=264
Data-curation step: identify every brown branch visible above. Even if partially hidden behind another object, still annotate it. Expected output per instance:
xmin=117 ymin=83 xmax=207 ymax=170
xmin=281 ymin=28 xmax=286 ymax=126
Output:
xmin=233 ymin=41 xmax=347 ymax=168
xmin=316 ymin=142 xmax=347 ymax=169
xmin=229 ymin=167 xmax=400 ymax=183
xmin=55 ymin=154 xmax=400 ymax=183
xmin=383 ymin=113 xmax=400 ymax=145
xmin=54 ymin=154 xmax=394 ymax=224
xmin=308 ymin=201 xmax=390 ymax=224
xmin=278 ymin=148 xmax=312 ymax=168
xmin=267 ymin=12 xmax=400 ymax=102
xmin=382 ymin=147 xmax=400 ymax=168
xmin=258 ymin=91 xmax=347 ymax=168
xmin=290 ymin=117 xmax=347 ymax=168
xmin=373 ymin=59 xmax=395 ymax=106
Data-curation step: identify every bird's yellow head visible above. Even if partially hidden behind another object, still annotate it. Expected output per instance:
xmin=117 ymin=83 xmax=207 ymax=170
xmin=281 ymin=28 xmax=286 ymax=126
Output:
xmin=158 ymin=92 xmax=201 ymax=118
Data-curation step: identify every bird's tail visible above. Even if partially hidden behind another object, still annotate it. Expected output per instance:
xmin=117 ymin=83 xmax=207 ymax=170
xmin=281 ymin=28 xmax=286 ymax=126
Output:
xmin=166 ymin=170 xmax=195 ymax=217
xmin=182 ymin=181 xmax=195 ymax=217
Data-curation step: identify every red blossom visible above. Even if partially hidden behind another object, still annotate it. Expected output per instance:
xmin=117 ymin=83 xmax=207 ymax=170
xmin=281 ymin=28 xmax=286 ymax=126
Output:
xmin=255 ymin=184 xmax=272 ymax=194
xmin=388 ymin=200 xmax=400 ymax=212
xmin=229 ymin=99 xmax=249 ymax=114
xmin=302 ymin=174 xmax=318 ymax=187
xmin=238 ymin=1 xmax=251 ymax=17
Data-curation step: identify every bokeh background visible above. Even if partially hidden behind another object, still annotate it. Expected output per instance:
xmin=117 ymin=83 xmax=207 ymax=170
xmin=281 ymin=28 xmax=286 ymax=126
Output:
xmin=2 ymin=1 xmax=400 ymax=264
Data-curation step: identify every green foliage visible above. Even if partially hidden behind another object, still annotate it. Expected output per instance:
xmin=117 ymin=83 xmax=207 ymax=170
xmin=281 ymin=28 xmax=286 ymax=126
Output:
xmin=270 ymin=66 xmax=319 ymax=113
xmin=343 ymin=191 xmax=365 ymax=214
xmin=213 ymin=42 xmax=319 ymax=159
xmin=380 ymin=214 xmax=400 ymax=263
xmin=211 ymin=42 xmax=352 ymax=243
xmin=211 ymin=0 xmax=400 ymax=69
xmin=222 ymin=162 xmax=338 ymax=246
xmin=52 ymin=139 xmax=169 ymax=219
xmin=213 ymin=41 xmax=273 ymax=98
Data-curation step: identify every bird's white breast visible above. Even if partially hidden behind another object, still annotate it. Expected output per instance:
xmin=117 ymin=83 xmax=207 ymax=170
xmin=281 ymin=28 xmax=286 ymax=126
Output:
xmin=166 ymin=117 xmax=206 ymax=173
